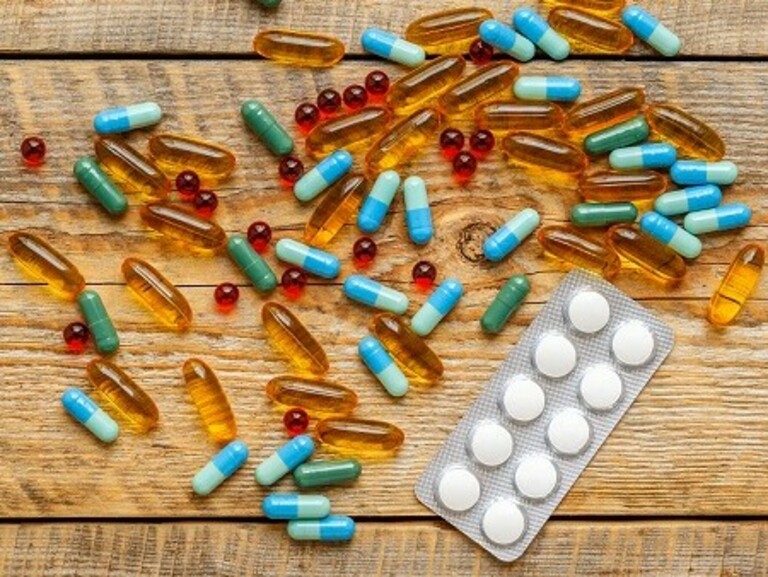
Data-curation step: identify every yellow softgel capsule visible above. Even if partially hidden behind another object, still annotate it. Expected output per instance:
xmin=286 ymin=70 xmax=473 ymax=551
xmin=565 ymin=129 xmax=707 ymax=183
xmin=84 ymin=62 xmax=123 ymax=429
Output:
xmin=405 ymin=8 xmax=494 ymax=53
xmin=438 ymin=62 xmax=519 ymax=116
xmin=365 ymin=107 xmax=443 ymax=173
xmin=266 ymin=376 xmax=358 ymax=417
xmin=305 ymin=107 xmax=391 ymax=158
xmin=262 ymin=302 xmax=329 ymax=375
xmin=148 ymin=134 xmax=236 ymax=185
xmin=94 ymin=137 xmax=169 ymax=200
xmin=370 ymin=313 xmax=443 ymax=384
xmin=502 ymin=132 xmax=588 ymax=176
xmin=565 ymin=87 xmax=645 ymax=134
xmin=646 ymin=104 xmax=726 ymax=161
xmin=708 ymin=244 xmax=765 ymax=326
xmin=316 ymin=417 xmax=405 ymax=456
xmin=537 ymin=225 xmax=621 ymax=279
xmin=579 ymin=170 xmax=667 ymax=202
xmin=607 ymin=223 xmax=687 ymax=285
xmin=86 ymin=359 xmax=159 ymax=432
xmin=386 ymin=55 xmax=466 ymax=115
xmin=140 ymin=202 xmax=227 ymax=251
xmin=253 ymin=30 xmax=345 ymax=67
xmin=182 ymin=358 xmax=237 ymax=444
xmin=305 ymin=174 xmax=370 ymax=247
xmin=543 ymin=0 xmax=625 ymax=15
xmin=8 ymin=232 xmax=85 ymax=300
xmin=121 ymin=257 xmax=192 ymax=331
xmin=476 ymin=100 xmax=565 ymax=133
xmin=548 ymin=7 xmax=634 ymax=53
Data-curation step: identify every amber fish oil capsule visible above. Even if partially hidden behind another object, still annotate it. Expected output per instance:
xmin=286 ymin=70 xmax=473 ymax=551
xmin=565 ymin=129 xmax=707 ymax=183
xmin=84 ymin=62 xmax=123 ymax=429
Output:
xmin=74 ymin=157 xmax=128 ymax=216
xmin=294 ymin=150 xmax=353 ymax=202
xmin=148 ymin=134 xmax=236 ymax=185
xmin=579 ymin=170 xmax=667 ymax=202
xmin=361 ymin=28 xmax=425 ymax=67
xmin=78 ymin=290 xmax=119 ymax=354
xmin=621 ymin=6 xmax=681 ymax=57
xmin=94 ymin=102 xmax=162 ymax=134
xmin=86 ymin=359 xmax=159 ymax=431
xmin=513 ymin=77 xmax=581 ymax=102
xmin=365 ymin=108 xmax=443 ymax=172
xmin=386 ymin=56 xmax=466 ymax=115
xmin=503 ymin=132 xmax=587 ymax=176
xmin=192 ymin=440 xmax=249 ymax=496
xmin=646 ymin=105 xmax=725 ymax=161
xmin=476 ymin=101 xmax=565 ymax=132
xmin=122 ymin=257 xmax=192 ymax=330
xmin=255 ymin=435 xmax=315 ymax=486
xmin=607 ymin=224 xmax=686 ymax=285
xmin=371 ymin=313 xmax=443 ymax=383
xmin=565 ymin=88 xmax=645 ymax=134
xmin=253 ymin=30 xmax=345 ymax=67
xmin=241 ymin=100 xmax=294 ymax=156
xmin=305 ymin=174 xmax=370 ymax=247
xmin=262 ymin=302 xmax=329 ymax=375
xmin=94 ymin=137 xmax=169 ymax=200
xmin=405 ymin=8 xmax=493 ymax=53
xmin=548 ymin=7 xmax=634 ymax=53
xmin=683 ymin=204 xmax=752 ymax=235
xmin=478 ymin=20 xmax=535 ymax=62
xmin=708 ymin=244 xmax=765 ymax=326
xmin=141 ymin=202 xmax=227 ymax=251
xmin=513 ymin=8 xmax=571 ymax=60
xmin=183 ymin=358 xmax=237 ymax=444
xmin=316 ymin=417 xmax=405 ymax=455
xmin=8 ymin=232 xmax=85 ymax=300
xmin=639 ymin=212 xmax=702 ymax=259
xmin=537 ymin=225 xmax=621 ymax=278
xmin=305 ymin=108 xmax=390 ymax=158
xmin=439 ymin=62 xmax=519 ymax=116
xmin=265 ymin=376 xmax=358 ymax=416
xmin=61 ymin=387 xmax=119 ymax=443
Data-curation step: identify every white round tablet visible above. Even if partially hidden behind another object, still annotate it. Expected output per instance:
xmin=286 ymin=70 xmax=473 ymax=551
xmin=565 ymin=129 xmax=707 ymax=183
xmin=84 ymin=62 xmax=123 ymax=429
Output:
xmin=481 ymin=499 xmax=526 ymax=546
xmin=502 ymin=377 xmax=546 ymax=423
xmin=515 ymin=455 xmax=559 ymax=500
xmin=436 ymin=467 xmax=481 ymax=512
xmin=533 ymin=333 xmax=577 ymax=379
xmin=469 ymin=421 xmax=513 ymax=467
xmin=568 ymin=290 xmax=610 ymax=334
xmin=612 ymin=321 xmax=655 ymax=367
xmin=547 ymin=409 xmax=591 ymax=456
xmin=580 ymin=365 xmax=623 ymax=411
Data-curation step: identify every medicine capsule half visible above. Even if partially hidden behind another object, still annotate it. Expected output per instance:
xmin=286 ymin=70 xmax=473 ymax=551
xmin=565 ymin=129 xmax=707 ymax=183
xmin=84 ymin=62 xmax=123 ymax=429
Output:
xmin=476 ymin=101 xmax=565 ymax=132
xmin=385 ymin=56 xmax=466 ymax=115
xmin=583 ymin=116 xmax=649 ymax=155
xmin=579 ymin=170 xmax=667 ymax=201
xmin=294 ymin=150 xmax=353 ymax=202
xmin=609 ymin=142 xmax=677 ymax=170
xmin=439 ymin=62 xmax=519 ymax=116
xmin=481 ymin=274 xmax=530 ymax=334
xmin=262 ymin=302 xmax=329 ymax=375
xmin=148 ymin=134 xmax=236 ymax=185
xmin=141 ymin=202 xmax=227 ymax=251
xmin=708 ymin=244 xmax=765 ymax=326
xmin=411 ymin=278 xmax=463 ymax=336
xmin=61 ymin=387 xmax=119 ymax=443
xmin=571 ymin=202 xmax=638 ymax=227
xmin=607 ymin=223 xmax=686 ymax=285
xmin=74 ymin=157 xmax=128 ymax=216
xmin=8 ymin=232 xmax=85 ymax=300
xmin=359 ymin=335 xmax=409 ymax=397
xmin=227 ymin=235 xmax=277 ymax=293
xmin=565 ymin=87 xmax=645 ymax=134
xmin=306 ymin=108 xmax=391 ymax=158
xmin=121 ymin=257 xmax=192 ymax=330
xmin=305 ymin=174 xmax=370 ymax=247
xmin=192 ymin=440 xmax=249 ymax=496
xmin=361 ymin=28 xmax=425 ymax=67
xmin=405 ymin=7 xmax=494 ymax=53
xmin=621 ymin=6 xmax=681 ymax=57
xmin=646 ymin=104 xmax=725 ymax=161
xmin=255 ymin=434 xmax=315 ymax=486
xmin=316 ymin=417 xmax=405 ymax=456
xmin=358 ymin=170 xmax=400 ymax=233
xmin=513 ymin=8 xmax=571 ymax=60
xmin=293 ymin=459 xmax=362 ymax=488
xmin=371 ymin=313 xmax=443 ymax=383
xmin=78 ymin=290 xmax=119 ymax=354
xmin=478 ymin=20 xmax=535 ymax=62
xmin=513 ymin=76 xmax=581 ymax=102
xmin=94 ymin=137 xmax=169 ymax=200
xmin=266 ymin=376 xmax=358 ymax=416
xmin=253 ymin=30 xmax=345 ymax=68
xmin=86 ymin=359 xmax=159 ymax=431
xmin=365 ymin=107 xmax=443 ymax=172
xmin=93 ymin=101 xmax=162 ymax=134
xmin=639 ymin=212 xmax=702 ymax=259
xmin=502 ymin=132 xmax=588 ymax=176
xmin=537 ymin=225 xmax=621 ymax=278
xmin=182 ymin=358 xmax=237 ymax=444
xmin=484 ymin=208 xmax=541 ymax=262
xmin=275 ymin=239 xmax=341 ymax=279
xmin=670 ymin=160 xmax=738 ymax=186
xmin=403 ymin=176 xmax=433 ymax=245
xmin=548 ymin=7 xmax=634 ymax=53
xmin=288 ymin=516 xmax=356 ymax=542
xmin=654 ymin=185 xmax=722 ymax=216
xmin=683 ymin=204 xmax=752 ymax=235
xmin=241 ymin=99 xmax=294 ymax=156
xmin=344 ymin=275 xmax=409 ymax=314
xmin=262 ymin=493 xmax=331 ymax=520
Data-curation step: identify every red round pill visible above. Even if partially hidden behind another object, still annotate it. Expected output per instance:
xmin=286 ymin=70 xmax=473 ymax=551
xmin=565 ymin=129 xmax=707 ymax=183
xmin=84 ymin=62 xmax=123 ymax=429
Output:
xmin=412 ymin=260 xmax=437 ymax=290
xmin=214 ymin=283 xmax=240 ymax=312
xmin=63 ymin=322 xmax=89 ymax=353
xmin=439 ymin=128 xmax=465 ymax=160
xmin=281 ymin=267 xmax=307 ymax=300
xmin=21 ymin=136 xmax=46 ymax=166
xmin=247 ymin=221 xmax=272 ymax=253
xmin=283 ymin=407 xmax=309 ymax=436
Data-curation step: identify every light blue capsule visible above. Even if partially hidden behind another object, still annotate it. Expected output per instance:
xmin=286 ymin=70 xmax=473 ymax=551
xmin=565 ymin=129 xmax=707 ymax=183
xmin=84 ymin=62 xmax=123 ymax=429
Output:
xmin=255 ymin=434 xmax=315 ymax=486
xmin=192 ymin=440 xmax=249 ymax=496
xmin=358 ymin=170 xmax=400 ymax=233
xmin=683 ymin=203 xmax=752 ymax=235
xmin=275 ymin=239 xmax=340 ymax=279
xmin=654 ymin=185 xmax=722 ymax=216
xmin=411 ymin=278 xmax=464 ymax=336
xmin=483 ymin=208 xmax=541 ymax=262
xmin=93 ymin=102 xmax=162 ymax=134
xmin=344 ymin=275 xmax=409 ymax=314
xmin=262 ymin=493 xmax=331 ymax=520
xmin=512 ymin=8 xmax=570 ymax=60
xmin=361 ymin=28 xmax=425 ymax=67
xmin=478 ymin=19 xmax=535 ymax=62
xmin=294 ymin=150 xmax=353 ymax=202
xmin=609 ymin=143 xmax=677 ymax=170
xmin=670 ymin=160 xmax=738 ymax=186
xmin=359 ymin=335 xmax=409 ymax=397
xmin=640 ymin=212 xmax=702 ymax=258
xmin=513 ymin=76 xmax=581 ymax=102
xmin=621 ymin=6 xmax=681 ymax=57
xmin=287 ymin=516 xmax=356 ymax=541
xmin=61 ymin=387 xmax=119 ymax=443
xmin=403 ymin=176 xmax=433 ymax=245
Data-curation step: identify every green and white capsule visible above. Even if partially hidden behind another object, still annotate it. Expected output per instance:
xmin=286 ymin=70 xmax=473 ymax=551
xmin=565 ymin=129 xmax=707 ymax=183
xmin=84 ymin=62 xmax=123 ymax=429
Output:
xmin=513 ymin=8 xmax=571 ymax=60
xmin=358 ymin=335 xmax=409 ymax=397
xmin=77 ymin=289 xmax=119 ymax=354
xmin=411 ymin=278 xmax=464 ymax=336
xmin=74 ymin=157 xmax=128 ymax=216
xmin=609 ymin=143 xmax=677 ymax=170
xmin=571 ymin=202 xmax=638 ymax=227
xmin=61 ymin=387 xmax=119 ymax=443
xmin=670 ymin=160 xmax=738 ymax=186
xmin=683 ymin=203 xmax=752 ymax=235
xmin=241 ymin=100 xmax=294 ymax=156
xmin=622 ymin=6 xmax=681 ymax=57
xmin=293 ymin=459 xmax=362 ymax=488
xmin=640 ymin=212 xmax=702 ymax=258
xmin=287 ymin=516 xmax=356 ymax=541
xmin=513 ymin=76 xmax=581 ymax=102
xmin=192 ymin=440 xmax=249 ymax=496
xmin=255 ymin=434 xmax=315 ymax=486
xmin=654 ymin=185 xmax=723 ymax=216
xmin=344 ymin=275 xmax=409 ymax=314
xmin=262 ymin=493 xmax=331 ymax=520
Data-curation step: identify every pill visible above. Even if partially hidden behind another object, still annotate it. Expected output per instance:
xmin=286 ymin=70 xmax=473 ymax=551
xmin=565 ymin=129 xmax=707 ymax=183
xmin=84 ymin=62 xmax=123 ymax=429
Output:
xmin=182 ymin=358 xmax=237 ymax=444
xmin=121 ymin=257 xmax=192 ymax=331
xmin=436 ymin=467 xmax=481 ymax=512
xmin=646 ymin=104 xmax=725 ymax=161
xmin=73 ymin=157 xmax=128 ymax=216
xmin=547 ymin=0 xmax=624 ymax=15
xmin=365 ymin=108 xmax=443 ymax=172
xmin=255 ymin=434 xmax=315 ymax=486
xmin=482 ymin=499 xmax=527 ymax=546
xmin=537 ymin=225 xmax=622 ymax=278
xmin=305 ymin=107 xmax=390 ymax=158
xmin=708 ymin=244 xmax=765 ymax=326
xmin=228 ymin=235 xmax=278 ymax=293
xmin=358 ymin=335 xmax=409 ymax=397
xmin=403 ymin=176 xmax=434 ymax=245
xmin=371 ymin=313 xmax=444 ymax=383
xmin=513 ymin=76 xmax=581 ymax=102
xmin=94 ymin=137 xmax=169 ymax=200
xmin=469 ymin=421 xmax=513 ymax=467
xmin=275 ymin=239 xmax=340 ymax=279
xmin=481 ymin=274 xmax=530 ymax=334
xmin=294 ymin=150 xmax=354 ymax=202
xmin=405 ymin=8 xmax=493 ymax=53
xmin=78 ymin=290 xmax=119 ymax=355
xmin=513 ymin=8 xmax=571 ymax=60
xmin=670 ymin=160 xmax=738 ymax=186
xmin=547 ymin=409 xmax=591 ymax=455
xmin=287 ymin=516 xmax=356 ymax=541
xmin=192 ymin=440 xmax=249 ymax=496
xmin=241 ymin=99 xmax=294 ymax=156
xmin=316 ymin=417 xmax=405 ymax=456
xmin=534 ymin=333 xmax=577 ymax=378
xmin=609 ymin=142 xmax=677 ymax=170
xmin=8 ymin=232 xmax=85 ymax=300
xmin=567 ymin=290 xmax=610 ymax=333
xmin=584 ymin=115 xmax=649 ymax=155
xmin=640 ymin=212 xmax=702 ymax=259
xmin=262 ymin=493 xmax=331 ymax=520
xmin=654 ymin=185 xmax=722 ymax=216
xmin=86 ymin=359 xmax=159 ymax=431
xmin=148 ymin=134 xmax=236 ymax=185
xmin=483 ymin=208 xmax=540 ymax=262
xmin=358 ymin=170 xmax=401 ymax=233
xmin=503 ymin=132 xmax=588 ymax=176
xmin=548 ymin=7 xmax=634 ymax=53
xmin=621 ymin=6 xmax=681 ymax=57
xmin=344 ymin=275 xmax=409 ymax=314
xmin=265 ymin=376 xmax=358 ymax=417
xmin=579 ymin=170 xmax=667 ymax=202
xmin=478 ymin=20 xmax=535 ymax=62
xmin=502 ymin=377 xmax=545 ymax=423
xmin=385 ymin=55 xmax=466 ymax=115
xmin=93 ymin=101 xmax=162 ymax=134
xmin=476 ymin=100 xmax=565 ymax=132
xmin=411 ymin=278 xmax=463 ymax=336
xmin=361 ymin=28 xmax=425 ymax=67
xmin=141 ymin=202 xmax=227 ymax=251
xmin=683 ymin=203 xmax=752 ymax=235
xmin=571 ymin=202 xmax=638 ymax=227
xmin=607 ymin=224 xmax=687 ymax=285
xmin=580 ymin=365 xmax=623 ymax=411
xmin=438 ymin=62 xmax=519 ymax=116
xmin=515 ymin=455 xmax=559 ymax=500
xmin=612 ymin=320 xmax=655 ymax=366
xmin=262 ymin=302 xmax=329 ymax=375
xmin=305 ymin=174 xmax=370 ymax=247
xmin=253 ymin=30 xmax=345 ymax=68
xmin=565 ymin=87 xmax=645 ymax=134
xmin=293 ymin=459 xmax=363 ymax=488
xmin=61 ymin=387 xmax=119 ymax=443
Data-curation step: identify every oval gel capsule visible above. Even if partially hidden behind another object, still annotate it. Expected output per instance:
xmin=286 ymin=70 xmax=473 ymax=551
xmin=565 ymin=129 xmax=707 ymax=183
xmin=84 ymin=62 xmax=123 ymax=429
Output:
xmin=361 ymin=28 xmax=425 ymax=67
xmin=344 ymin=275 xmax=409 ymax=314
xmin=478 ymin=19 xmax=535 ymax=62
xmin=654 ymin=185 xmax=723 ymax=216
xmin=359 ymin=335 xmax=409 ymax=397
xmin=262 ymin=494 xmax=331 ymax=520
xmin=255 ymin=434 xmax=315 ymax=486
xmin=683 ymin=203 xmax=752 ymax=235
xmin=403 ymin=176 xmax=433 ymax=245
xmin=484 ymin=208 xmax=541 ymax=262
xmin=93 ymin=101 xmax=162 ymax=134
xmin=609 ymin=143 xmax=677 ymax=170
xmin=358 ymin=170 xmax=401 ymax=233
xmin=670 ymin=160 xmax=738 ymax=186
xmin=621 ymin=6 xmax=681 ymax=57
xmin=294 ymin=150 xmax=353 ymax=202
xmin=192 ymin=440 xmax=249 ymax=496
xmin=287 ymin=516 xmax=356 ymax=542
xmin=640 ymin=212 xmax=702 ymax=258
xmin=513 ymin=8 xmax=571 ymax=60
xmin=275 ymin=239 xmax=340 ymax=279
xmin=513 ymin=76 xmax=581 ymax=102
xmin=61 ymin=387 xmax=119 ymax=443
xmin=411 ymin=278 xmax=463 ymax=336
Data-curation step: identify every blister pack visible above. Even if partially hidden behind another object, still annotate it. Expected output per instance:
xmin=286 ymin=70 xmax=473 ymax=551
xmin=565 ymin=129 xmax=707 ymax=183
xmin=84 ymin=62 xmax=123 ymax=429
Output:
xmin=415 ymin=269 xmax=674 ymax=562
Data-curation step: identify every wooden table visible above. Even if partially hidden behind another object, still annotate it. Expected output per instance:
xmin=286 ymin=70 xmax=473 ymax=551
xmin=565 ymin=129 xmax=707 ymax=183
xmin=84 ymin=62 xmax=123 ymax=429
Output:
xmin=1 ymin=1 xmax=766 ymax=574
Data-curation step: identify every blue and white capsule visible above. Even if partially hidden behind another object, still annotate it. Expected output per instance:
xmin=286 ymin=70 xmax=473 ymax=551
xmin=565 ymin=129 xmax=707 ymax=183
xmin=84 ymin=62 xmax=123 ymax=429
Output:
xmin=61 ymin=387 xmax=119 ymax=443
xmin=344 ymin=275 xmax=409 ymax=314
xmin=361 ymin=28 xmax=425 ymax=67
xmin=275 ymin=239 xmax=340 ymax=279
xmin=358 ymin=170 xmax=400 ymax=233
xmin=654 ymin=185 xmax=722 ymax=216
xmin=93 ymin=102 xmax=162 ymax=134
xmin=513 ymin=76 xmax=581 ymax=102
xmin=359 ymin=336 xmax=409 ymax=397
xmin=640 ymin=212 xmax=702 ymax=258
xmin=411 ymin=278 xmax=464 ymax=336
xmin=483 ymin=208 xmax=541 ymax=262
xmin=192 ymin=440 xmax=249 ymax=496
xmin=478 ymin=19 xmax=535 ymax=62
xmin=294 ymin=150 xmax=353 ymax=202
xmin=683 ymin=203 xmax=752 ymax=235
xmin=403 ymin=176 xmax=433 ymax=245
xmin=609 ymin=143 xmax=677 ymax=170
xmin=670 ymin=160 xmax=738 ymax=186
xmin=262 ymin=493 xmax=331 ymax=520
xmin=287 ymin=515 xmax=356 ymax=542
xmin=255 ymin=434 xmax=315 ymax=486
xmin=621 ymin=6 xmax=681 ymax=57
xmin=513 ymin=8 xmax=571 ymax=60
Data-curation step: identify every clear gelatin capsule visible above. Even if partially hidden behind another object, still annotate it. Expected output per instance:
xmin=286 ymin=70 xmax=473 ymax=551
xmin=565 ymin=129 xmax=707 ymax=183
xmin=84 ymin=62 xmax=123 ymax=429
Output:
xmin=548 ymin=7 xmax=634 ymax=53
xmin=94 ymin=137 xmax=169 ymax=200
xmin=683 ymin=203 xmax=752 ymax=235
xmin=73 ymin=157 xmax=128 ymax=216
xmin=476 ymin=101 xmax=565 ymax=132
xmin=609 ymin=142 xmax=677 ymax=170
xmin=148 ymin=134 xmax=236 ymax=185
xmin=293 ymin=459 xmax=362 ymax=488
xmin=411 ymin=278 xmax=463 ymax=336
xmin=305 ymin=174 xmax=370 ymax=247
xmin=316 ymin=417 xmax=405 ymax=456
xmin=275 ymin=239 xmax=341 ymax=279
xmin=670 ymin=160 xmax=738 ymax=186
xmin=359 ymin=335 xmax=409 ymax=397
xmin=262 ymin=302 xmax=329 ymax=375
xmin=253 ymin=30 xmax=345 ymax=67
xmin=192 ymin=440 xmax=249 ymax=496
xmin=122 ymin=257 xmax=192 ymax=331
xmin=141 ymin=202 xmax=227 ymax=251
xmin=262 ymin=493 xmax=331 ymax=520
xmin=241 ymin=99 xmax=294 ymax=156
xmin=361 ymin=28 xmax=425 ymax=67
xmin=654 ymin=185 xmax=722 ymax=216
xmin=294 ymin=150 xmax=353 ymax=202
xmin=405 ymin=7 xmax=494 ymax=53
xmin=438 ymin=62 xmax=519 ymax=116
xmin=478 ymin=20 xmax=535 ymax=62
xmin=288 ymin=516 xmax=356 ymax=541
xmin=542 ymin=0 xmax=625 ymax=15
xmin=227 ymin=235 xmax=277 ymax=293
xmin=481 ymin=274 xmax=530 ymax=334
xmin=403 ymin=175 xmax=433 ymax=245
xmin=646 ymin=105 xmax=725 ymax=161
xmin=583 ymin=115 xmax=649 ymax=155
xmin=579 ymin=170 xmax=667 ymax=202
xmin=621 ymin=6 xmax=681 ymax=57
xmin=86 ymin=359 xmax=158 ymax=431
xmin=306 ymin=108 xmax=391 ymax=158
xmin=513 ymin=8 xmax=571 ymax=60
xmin=571 ymin=202 xmax=638 ymax=227
xmin=502 ymin=132 xmax=587 ymax=176
xmin=365 ymin=107 xmax=443 ymax=172
xmin=93 ymin=101 xmax=162 ymax=134
xmin=371 ymin=313 xmax=443 ymax=383
xmin=265 ymin=376 xmax=358 ymax=416
xmin=607 ymin=223 xmax=686 ymax=284
xmin=358 ymin=170 xmax=400 ymax=233
xmin=255 ymin=434 xmax=315 ymax=486
xmin=565 ymin=87 xmax=645 ymax=134
xmin=61 ymin=387 xmax=119 ymax=443
xmin=78 ymin=290 xmax=119 ymax=354
xmin=639 ymin=212 xmax=702 ymax=259
xmin=386 ymin=55 xmax=466 ymax=115
xmin=537 ymin=225 xmax=621 ymax=278
xmin=182 ymin=358 xmax=237 ymax=444
xmin=483 ymin=208 xmax=541 ymax=262
xmin=344 ymin=275 xmax=409 ymax=314
xmin=708 ymin=244 xmax=765 ymax=326
xmin=8 ymin=232 xmax=85 ymax=300
xmin=513 ymin=76 xmax=581 ymax=102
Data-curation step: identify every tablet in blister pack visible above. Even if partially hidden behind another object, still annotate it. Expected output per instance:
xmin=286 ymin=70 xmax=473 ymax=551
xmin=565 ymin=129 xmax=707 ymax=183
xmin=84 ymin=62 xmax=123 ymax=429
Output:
xmin=415 ymin=269 xmax=674 ymax=562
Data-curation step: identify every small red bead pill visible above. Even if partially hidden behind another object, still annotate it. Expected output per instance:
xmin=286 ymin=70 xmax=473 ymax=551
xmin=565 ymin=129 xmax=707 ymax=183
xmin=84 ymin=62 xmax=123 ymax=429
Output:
xmin=469 ymin=38 xmax=494 ymax=65
xmin=412 ymin=260 xmax=437 ymax=290
xmin=453 ymin=150 xmax=478 ymax=182
xmin=343 ymin=84 xmax=369 ymax=110
xmin=469 ymin=129 xmax=496 ymax=158
xmin=281 ymin=267 xmax=307 ymax=300
xmin=283 ymin=407 xmax=310 ymax=437
xmin=295 ymin=102 xmax=320 ymax=133
xmin=214 ymin=282 xmax=240 ymax=312
xmin=278 ymin=155 xmax=304 ymax=187
xmin=439 ymin=128 xmax=465 ymax=160
xmin=247 ymin=221 xmax=272 ymax=253
xmin=176 ymin=170 xmax=201 ymax=201
xmin=63 ymin=322 xmax=89 ymax=353
xmin=365 ymin=70 xmax=390 ymax=99
xmin=21 ymin=136 xmax=46 ymax=166
xmin=352 ymin=237 xmax=377 ymax=268
xmin=317 ymin=89 xmax=342 ymax=117
xmin=193 ymin=190 xmax=218 ymax=218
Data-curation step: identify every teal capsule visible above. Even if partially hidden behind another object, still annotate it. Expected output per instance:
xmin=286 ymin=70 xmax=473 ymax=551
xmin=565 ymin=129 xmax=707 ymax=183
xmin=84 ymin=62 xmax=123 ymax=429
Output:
xmin=361 ymin=28 xmax=425 ymax=67
xmin=640 ymin=212 xmax=702 ymax=258
xmin=77 ymin=289 xmax=119 ymax=354
xmin=344 ymin=275 xmax=409 ymax=314
xmin=513 ymin=76 xmax=581 ymax=102
xmin=192 ymin=440 xmax=249 ymax=496
xmin=654 ymin=185 xmax=723 ymax=216
xmin=61 ymin=387 xmax=119 ymax=443
xmin=262 ymin=493 xmax=331 ymax=520
xmin=359 ymin=335 xmax=409 ymax=397
xmin=481 ymin=274 xmax=530 ymax=334
xmin=74 ymin=157 xmax=128 ymax=216
xmin=227 ymin=235 xmax=277 ymax=293
xmin=293 ymin=459 xmax=363 ymax=488
xmin=241 ymin=100 xmax=294 ymax=156
xmin=478 ymin=19 xmax=535 ymax=62
xmin=513 ymin=8 xmax=571 ymax=60
xmin=358 ymin=170 xmax=400 ymax=233
xmin=403 ymin=176 xmax=433 ymax=245
xmin=609 ymin=143 xmax=677 ymax=170
xmin=255 ymin=434 xmax=315 ymax=486
xmin=622 ymin=6 xmax=681 ymax=57
xmin=294 ymin=150 xmax=353 ymax=202
xmin=287 ymin=516 xmax=356 ymax=541
xmin=275 ymin=239 xmax=340 ymax=279
xmin=483 ymin=208 xmax=540 ymax=262
xmin=683 ymin=203 xmax=752 ymax=235
xmin=670 ymin=160 xmax=738 ymax=186
xmin=571 ymin=202 xmax=638 ymax=227
xmin=411 ymin=278 xmax=463 ymax=336
xmin=93 ymin=101 xmax=162 ymax=134
xmin=258 ymin=0 xmax=281 ymax=7
xmin=584 ymin=116 xmax=649 ymax=155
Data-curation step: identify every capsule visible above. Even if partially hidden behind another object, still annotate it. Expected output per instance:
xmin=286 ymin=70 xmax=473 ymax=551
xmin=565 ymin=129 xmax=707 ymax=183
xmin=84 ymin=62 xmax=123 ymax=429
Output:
xmin=621 ymin=6 xmax=681 ymax=57
xmin=61 ymin=387 xmax=119 ymax=443
xmin=293 ymin=459 xmax=362 ymax=488
xmin=583 ymin=116 xmax=649 ymax=155
xmin=609 ymin=143 xmax=677 ymax=170
xmin=253 ymin=30 xmax=345 ymax=68
xmin=542 ymin=0 xmax=625 ymax=16
xmin=478 ymin=20 xmax=535 ymax=62
xmin=255 ymin=434 xmax=315 ymax=486
xmin=227 ymin=235 xmax=277 ymax=293
xmin=275 ymin=239 xmax=341 ymax=279
xmin=359 ymin=336 xmax=409 ymax=397
xmin=481 ymin=274 xmax=530 ymax=334
xmin=537 ymin=225 xmax=622 ymax=277
xmin=371 ymin=313 xmax=443 ymax=383
xmin=646 ymin=105 xmax=725 ymax=161
xmin=73 ymin=157 xmax=128 ymax=216
xmin=607 ymin=223 xmax=687 ymax=285
xmin=287 ymin=516 xmax=356 ymax=542
xmin=439 ymin=62 xmax=519 ymax=116
xmin=148 ymin=134 xmax=236 ymax=185
xmin=411 ymin=278 xmax=463 ymax=336
xmin=571 ymin=202 xmax=638 ymax=227
xmin=8 ymin=232 xmax=85 ymax=300
xmin=513 ymin=8 xmax=571 ymax=60
xmin=305 ymin=174 xmax=370 ymax=246
xmin=483 ymin=208 xmax=541 ymax=262
xmin=358 ymin=170 xmax=400 ymax=233
xmin=241 ymin=99 xmax=294 ymax=156
xmin=654 ymin=185 xmax=723 ymax=216
xmin=192 ymin=440 xmax=249 ymax=496
xmin=403 ymin=176 xmax=433 ymax=245
xmin=262 ymin=302 xmax=329 ymax=375
xmin=548 ymin=7 xmax=634 ymax=53
xmin=708 ymin=244 xmax=765 ymax=326
xmin=683 ymin=204 xmax=752 ymax=235
xmin=502 ymin=132 xmax=588 ymax=176
xmin=565 ymin=87 xmax=645 ymax=134
xmin=78 ymin=290 xmax=119 ymax=354
xmin=141 ymin=202 xmax=227 ymax=251
xmin=475 ymin=101 xmax=565 ymax=132
xmin=579 ymin=170 xmax=667 ymax=202
xmin=361 ymin=28 xmax=425 ymax=67
xmin=93 ymin=102 xmax=162 ymax=134
xmin=671 ymin=160 xmax=738 ymax=186
xmin=86 ymin=359 xmax=158 ymax=431
xmin=94 ymin=137 xmax=169 ymax=200
xmin=639 ymin=212 xmax=702 ymax=258
xmin=306 ymin=108 xmax=391 ymax=158
xmin=385 ymin=56 xmax=466 ymax=115
xmin=121 ymin=257 xmax=192 ymax=330
xmin=294 ymin=150 xmax=353 ymax=202
xmin=513 ymin=76 xmax=581 ymax=102
xmin=365 ymin=108 xmax=442 ymax=172
xmin=262 ymin=494 xmax=331 ymax=520
xmin=266 ymin=376 xmax=358 ymax=416
xmin=344 ymin=275 xmax=409 ymax=314
xmin=316 ymin=417 xmax=405 ymax=455
xmin=404 ymin=8 xmax=494 ymax=53
xmin=182 ymin=358 xmax=237 ymax=444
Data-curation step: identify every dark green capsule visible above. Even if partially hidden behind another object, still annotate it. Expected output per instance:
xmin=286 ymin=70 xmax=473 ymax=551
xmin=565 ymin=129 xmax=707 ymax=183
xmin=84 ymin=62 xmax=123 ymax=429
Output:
xmin=293 ymin=459 xmax=362 ymax=488
xmin=481 ymin=274 xmax=530 ymax=334
xmin=227 ymin=235 xmax=277 ymax=293
xmin=258 ymin=0 xmax=281 ymax=7
xmin=77 ymin=290 xmax=119 ymax=354
xmin=74 ymin=157 xmax=128 ymax=216
xmin=241 ymin=100 xmax=294 ymax=156
xmin=583 ymin=116 xmax=649 ymax=155
xmin=571 ymin=202 xmax=638 ymax=227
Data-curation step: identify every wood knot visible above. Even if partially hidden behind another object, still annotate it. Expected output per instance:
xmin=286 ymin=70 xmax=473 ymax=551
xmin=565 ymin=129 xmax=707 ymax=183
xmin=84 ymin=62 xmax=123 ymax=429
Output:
xmin=457 ymin=222 xmax=496 ymax=263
